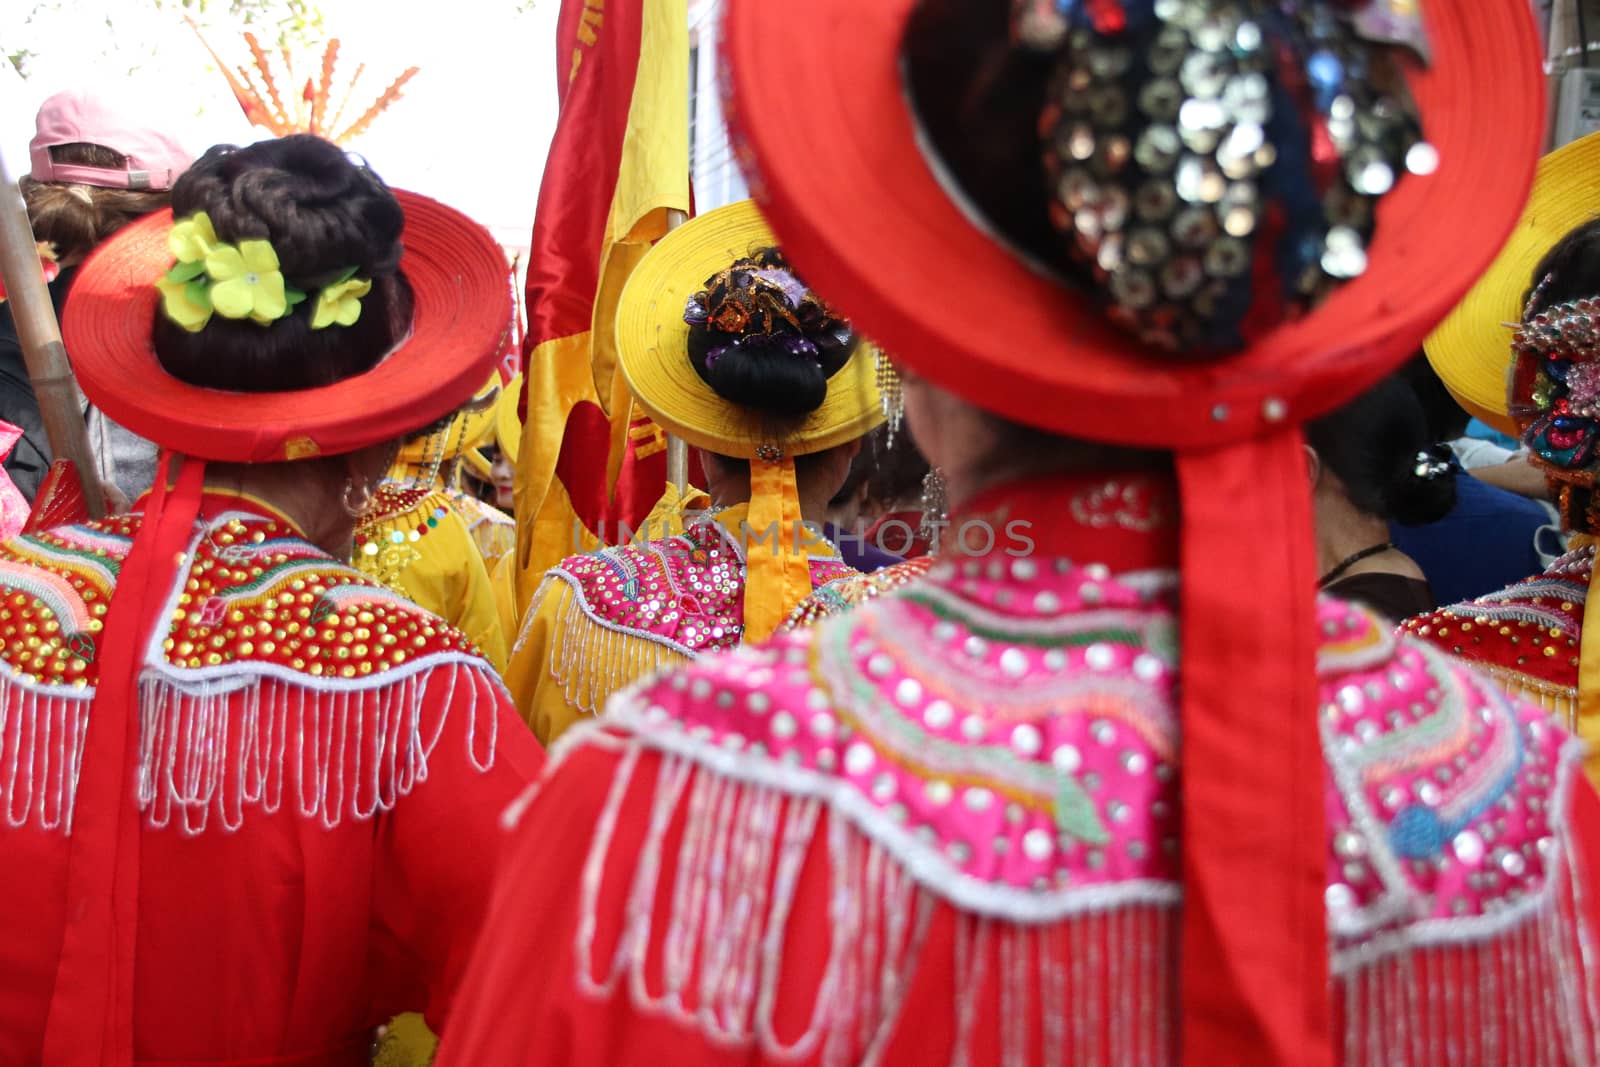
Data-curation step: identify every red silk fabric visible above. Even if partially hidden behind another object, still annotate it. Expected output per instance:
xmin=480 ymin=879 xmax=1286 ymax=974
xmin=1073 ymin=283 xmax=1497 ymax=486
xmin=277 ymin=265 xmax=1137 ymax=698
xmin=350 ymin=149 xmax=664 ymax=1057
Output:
xmin=1177 ymin=434 xmax=1330 ymax=1066
xmin=43 ymin=455 xmax=205 ymax=1065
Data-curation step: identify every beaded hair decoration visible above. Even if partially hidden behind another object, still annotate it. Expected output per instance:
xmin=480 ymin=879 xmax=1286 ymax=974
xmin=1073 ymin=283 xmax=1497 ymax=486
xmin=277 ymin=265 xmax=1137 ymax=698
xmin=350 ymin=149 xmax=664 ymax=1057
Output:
xmin=682 ymin=250 xmax=855 ymax=369
xmin=1010 ymin=0 xmax=1434 ymax=353
xmin=1508 ymin=284 xmax=1600 ymax=531
xmin=1513 ymin=292 xmax=1600 ymax=443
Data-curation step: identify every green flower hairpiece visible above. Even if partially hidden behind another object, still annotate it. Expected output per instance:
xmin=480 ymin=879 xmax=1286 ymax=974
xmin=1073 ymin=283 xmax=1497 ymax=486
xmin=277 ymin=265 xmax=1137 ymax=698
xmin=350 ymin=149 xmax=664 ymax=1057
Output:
xmin=154 ymin=211 xmax=369 ymax=333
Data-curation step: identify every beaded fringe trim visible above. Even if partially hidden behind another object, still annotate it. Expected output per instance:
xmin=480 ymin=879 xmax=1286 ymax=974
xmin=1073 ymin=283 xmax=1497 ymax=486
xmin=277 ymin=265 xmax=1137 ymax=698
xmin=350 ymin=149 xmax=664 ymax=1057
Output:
xmin=1487 ymin=669 xmax=1579 ymax=734
xmin=530 ymin=575 xmax=692 ymax=717
xmin=1337 ymin=897 xmax=1598 ymax=1067
xmin=574 ymin=743 xmax=1184 ymax=1066
xmin=1 ymin=658 xmax=499 ymax=835
xmin=464 ymin=510 xmax=517 ymax=569
xmin=560 ymin=729 xmax=1600 ymax=1066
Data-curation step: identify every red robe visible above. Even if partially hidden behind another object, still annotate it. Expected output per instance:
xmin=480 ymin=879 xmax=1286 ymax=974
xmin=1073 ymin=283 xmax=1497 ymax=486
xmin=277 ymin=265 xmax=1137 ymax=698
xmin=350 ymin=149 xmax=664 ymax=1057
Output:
xmin=0 ymin=492 xmax=543 ymax=1065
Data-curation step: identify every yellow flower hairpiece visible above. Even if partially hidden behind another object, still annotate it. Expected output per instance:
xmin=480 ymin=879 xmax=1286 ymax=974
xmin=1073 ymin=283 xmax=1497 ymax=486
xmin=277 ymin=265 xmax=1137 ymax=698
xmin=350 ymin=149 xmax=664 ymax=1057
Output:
xmin=310 ymin=268 xmax=373 ymax=330
xmin=168 ymin=212 xmax=218 ymax=264
xmin=155 ymin=212 xmax=373 ymax=333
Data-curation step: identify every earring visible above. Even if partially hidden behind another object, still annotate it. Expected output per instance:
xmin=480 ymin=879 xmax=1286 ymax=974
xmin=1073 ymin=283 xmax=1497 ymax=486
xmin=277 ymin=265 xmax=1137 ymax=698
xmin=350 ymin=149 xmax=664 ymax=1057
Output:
xmin=918 ymin=466 xmax=947 ymax=545
xmin=874 ymin=345 xmax=904 ymax=446
xmin=342 ymin=477 xmax=375 ymax=519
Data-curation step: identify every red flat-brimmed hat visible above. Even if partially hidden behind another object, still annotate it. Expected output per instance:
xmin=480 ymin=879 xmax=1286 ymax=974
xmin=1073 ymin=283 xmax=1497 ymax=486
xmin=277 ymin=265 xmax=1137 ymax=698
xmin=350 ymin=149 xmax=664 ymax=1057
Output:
xmin=62 ymin=189 xmax=510 ymax=463
xmin=724 ymin=1 xmax=1540 ymax=448
xmin=722 ymin=1 xmax=1545 ymax=1064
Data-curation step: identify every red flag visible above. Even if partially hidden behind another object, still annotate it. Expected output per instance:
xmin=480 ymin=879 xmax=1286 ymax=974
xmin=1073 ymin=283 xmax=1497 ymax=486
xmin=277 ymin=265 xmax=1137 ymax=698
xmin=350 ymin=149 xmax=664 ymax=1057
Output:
xmin=512 ymin=0 xmax=689 ymax=614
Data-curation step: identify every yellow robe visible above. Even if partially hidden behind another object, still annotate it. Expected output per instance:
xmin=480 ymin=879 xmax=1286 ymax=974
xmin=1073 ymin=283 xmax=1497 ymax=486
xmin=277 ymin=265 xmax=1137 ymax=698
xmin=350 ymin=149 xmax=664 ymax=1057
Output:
xmin=447 ymin=489 xmax=517 ymax=573
xmin=355 ymin=484 xmax=509 ymax=674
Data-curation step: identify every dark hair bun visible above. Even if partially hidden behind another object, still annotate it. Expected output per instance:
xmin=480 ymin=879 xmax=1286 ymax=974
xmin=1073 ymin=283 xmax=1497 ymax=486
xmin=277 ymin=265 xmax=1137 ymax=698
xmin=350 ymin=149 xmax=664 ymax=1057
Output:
xmin=1384 ymin=444 xmax=1457 ymax=527
xmin=1307 ymin=377 xmax=1457 ymax=528
xmin=152 ymin=134 xmax=414 ymax=393
xmin=684 ymin=246 xmax=856 ymax=418
xmin=1524 ymin=218 xmax=1600 ymax=317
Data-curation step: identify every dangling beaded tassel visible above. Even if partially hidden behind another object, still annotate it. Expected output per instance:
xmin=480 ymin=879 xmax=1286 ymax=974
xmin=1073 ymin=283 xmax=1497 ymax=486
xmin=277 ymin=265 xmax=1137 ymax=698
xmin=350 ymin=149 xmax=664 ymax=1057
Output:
xmin=919 ymin=467 xmax=947 ymax=550
xmin=410 ymin=424 xmax=447 ymax=490
xmin=874 ymin=345 xmax=904 ymax=446
xmin=427 ymin=415 xmax=474 ymax=489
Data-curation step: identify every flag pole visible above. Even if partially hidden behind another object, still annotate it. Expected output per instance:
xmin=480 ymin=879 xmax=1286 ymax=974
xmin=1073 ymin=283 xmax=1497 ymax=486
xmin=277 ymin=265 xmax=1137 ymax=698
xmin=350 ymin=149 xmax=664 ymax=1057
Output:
xmin=0 ymin=156 xmax=107 ymax=519
xmin=663 ymin=207 xmax=690 ymax=492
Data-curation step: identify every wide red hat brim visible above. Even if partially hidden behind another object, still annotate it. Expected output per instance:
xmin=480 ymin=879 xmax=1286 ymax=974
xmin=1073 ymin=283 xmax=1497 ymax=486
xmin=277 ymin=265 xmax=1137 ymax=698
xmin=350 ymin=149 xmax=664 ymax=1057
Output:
xmin=62 ymin=189 xmax=510 ymax=463
xmin=722 ymin=0 xmax=1545 ymax=448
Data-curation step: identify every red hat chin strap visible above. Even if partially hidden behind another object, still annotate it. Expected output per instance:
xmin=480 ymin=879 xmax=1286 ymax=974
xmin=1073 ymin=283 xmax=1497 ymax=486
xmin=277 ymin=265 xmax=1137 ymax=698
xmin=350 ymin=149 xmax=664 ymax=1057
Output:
xmin=43 ymin=452 xmax=207 ymax=1066
xmin=1177 ymin=431 xmax=1332 ymax=1065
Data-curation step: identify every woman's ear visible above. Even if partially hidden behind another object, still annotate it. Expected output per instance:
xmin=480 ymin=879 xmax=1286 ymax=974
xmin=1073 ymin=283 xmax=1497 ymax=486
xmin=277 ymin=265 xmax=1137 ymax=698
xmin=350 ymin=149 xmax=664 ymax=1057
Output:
xmin=1303 ymin=443 xmax=1321 ymax=489
xmin=341 ymin=440 xmax=400 ymax=488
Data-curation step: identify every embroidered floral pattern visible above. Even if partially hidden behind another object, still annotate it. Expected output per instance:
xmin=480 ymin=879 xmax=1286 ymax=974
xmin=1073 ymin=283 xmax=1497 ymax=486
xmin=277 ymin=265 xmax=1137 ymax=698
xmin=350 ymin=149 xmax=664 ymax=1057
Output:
xmin=782 ymin=556 xmax=935 ymax=629
xmin=0 ymin=504 xmax=479 ymax=689
xmin=605 ymin=556 xmax=1578 ymax=949
xmin=553 ymin=515 xmax=855 ymax=658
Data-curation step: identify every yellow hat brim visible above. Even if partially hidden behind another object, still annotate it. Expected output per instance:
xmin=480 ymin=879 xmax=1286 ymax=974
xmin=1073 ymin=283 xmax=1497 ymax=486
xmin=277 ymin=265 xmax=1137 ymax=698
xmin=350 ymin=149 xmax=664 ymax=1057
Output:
xmin=459 ymin=373 xmax=524 ymax=482
xmin=396 ymin=371 xmax=502 ymax=466
xmin=495 ymin=372 xmax=524 ymax=464
xmin=1426 ymin=131 xmax=1600 ymax=437
xmin=615 ymin=200 xmax=884 ymax=459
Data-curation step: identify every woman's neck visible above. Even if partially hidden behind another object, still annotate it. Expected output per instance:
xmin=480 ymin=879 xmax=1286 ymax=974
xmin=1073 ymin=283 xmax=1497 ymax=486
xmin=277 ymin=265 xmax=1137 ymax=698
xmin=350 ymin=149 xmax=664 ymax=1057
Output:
xmin=707 ymin=477 xmax=834 ymax=524
xmin=944 ymin=451 xmax=1168 ymax=510
xmin=1314 ymin=496 xmax=1421 ymax=583
xmin=202 ymin=464 xmax=356 ymax=557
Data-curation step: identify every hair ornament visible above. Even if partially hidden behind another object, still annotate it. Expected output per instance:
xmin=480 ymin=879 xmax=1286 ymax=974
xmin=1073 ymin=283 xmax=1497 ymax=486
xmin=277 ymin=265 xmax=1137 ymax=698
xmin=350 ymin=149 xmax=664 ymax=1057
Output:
xmin=1010 ymin=0 xmax=1434 ymax=355
xmin=683 ymin=249 xmax=855 ymax=368
xmin=872 ymin=344 xmax=905 ymax=445
xmin=1411 ymin=446 xmax=1451 ymax=481
xmin=154 ymin=211 xmax=370 ymax=333
xmin=311 ymin=267 xmax=374 ymax=329
xmin=1510 ymin=295 xmax=1600 ymax=477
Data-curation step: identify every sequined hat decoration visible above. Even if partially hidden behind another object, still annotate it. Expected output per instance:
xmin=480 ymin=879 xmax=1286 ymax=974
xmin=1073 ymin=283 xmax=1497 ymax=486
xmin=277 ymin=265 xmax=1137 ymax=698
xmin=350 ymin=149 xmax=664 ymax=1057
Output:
xmin=1509 ymin=296 xmax=1600 ymax=525
xmin=1426 ymin=131 xmax=1600 ymax=441
xmin=1016 ymin=0 xmax=1435 ymax=353
xmin=682 ymin=251 xmax=855 ymax=369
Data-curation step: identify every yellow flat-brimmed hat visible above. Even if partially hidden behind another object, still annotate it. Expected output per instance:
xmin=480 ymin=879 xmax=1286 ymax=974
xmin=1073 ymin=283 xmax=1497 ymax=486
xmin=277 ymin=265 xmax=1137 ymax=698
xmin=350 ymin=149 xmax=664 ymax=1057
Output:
xmin=1426 ymin=131 xmax=1600 ymax=436
xmin=396 ymin=372 xmax=501 ymax=469
xmin=614 ymin=199 xmax=883 ymax=460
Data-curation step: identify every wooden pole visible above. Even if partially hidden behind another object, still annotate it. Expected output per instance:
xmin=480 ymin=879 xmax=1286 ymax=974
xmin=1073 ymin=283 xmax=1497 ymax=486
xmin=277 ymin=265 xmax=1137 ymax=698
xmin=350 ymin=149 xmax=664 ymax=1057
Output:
xmin=0 ymin=157 xmax=107 ymax=519
xmin=663 ymin=208 xmax=690 ymax=492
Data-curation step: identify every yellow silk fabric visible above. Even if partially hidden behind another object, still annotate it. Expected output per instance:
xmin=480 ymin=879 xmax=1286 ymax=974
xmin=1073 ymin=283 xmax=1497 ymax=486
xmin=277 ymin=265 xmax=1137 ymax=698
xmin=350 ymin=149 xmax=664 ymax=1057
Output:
xmin=1580 ymin=548 xmax=1600 ymax=783
xmin=743 ymin=456 xmax=811 ymax=643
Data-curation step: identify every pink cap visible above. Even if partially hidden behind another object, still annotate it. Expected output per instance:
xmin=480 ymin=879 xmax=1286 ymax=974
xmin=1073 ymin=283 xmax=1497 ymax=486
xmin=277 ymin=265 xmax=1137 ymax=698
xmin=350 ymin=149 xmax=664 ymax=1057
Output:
xmin=28 ymin=90 xmax=193 ymax=192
